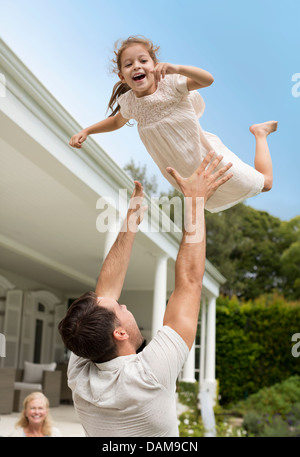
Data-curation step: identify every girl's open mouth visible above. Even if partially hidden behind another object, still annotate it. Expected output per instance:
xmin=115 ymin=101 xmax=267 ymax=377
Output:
xmin=132 ymin=74 xmax=146 ymax=82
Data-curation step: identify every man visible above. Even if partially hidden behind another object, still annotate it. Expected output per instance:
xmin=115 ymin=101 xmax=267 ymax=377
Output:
xmin=58 ymin=151 xmax=233 ymax=437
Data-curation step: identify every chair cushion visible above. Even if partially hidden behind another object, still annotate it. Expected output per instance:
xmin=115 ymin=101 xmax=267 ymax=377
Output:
xmin=14 ymin=381 xmax=43 ymax=391
xmin=22 ymin=361 xmax=57 ymax=383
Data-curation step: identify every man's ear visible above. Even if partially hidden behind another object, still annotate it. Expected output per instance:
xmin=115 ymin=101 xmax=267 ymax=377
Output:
xmin=113 ymin=327 xmax=129 ymax=341
xmin=118 ymin=72 xmax=125 ymax=83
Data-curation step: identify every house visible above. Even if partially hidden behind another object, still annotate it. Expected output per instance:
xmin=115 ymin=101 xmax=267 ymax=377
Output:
xmin=0 ymin=39 xmax=225 ymax=404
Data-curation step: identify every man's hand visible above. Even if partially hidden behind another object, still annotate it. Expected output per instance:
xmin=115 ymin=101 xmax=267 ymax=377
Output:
xmin=124 ymin=181 xmax=147 ymax=232
xmin=166 ymin=151 xmax=233 ymax=201
xmin=95 ymin=181 xmax=146 ymax=300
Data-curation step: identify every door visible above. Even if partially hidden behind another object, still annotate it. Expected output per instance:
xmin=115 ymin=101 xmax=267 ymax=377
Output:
xmin=52 ymin=303 xmax=67 ymax=362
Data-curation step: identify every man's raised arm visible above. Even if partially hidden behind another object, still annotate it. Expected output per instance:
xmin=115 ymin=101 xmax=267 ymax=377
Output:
xmin=163 ymin=152 xmax=233 ymax=349
xmin=95 ymin=181 xmax=146 ymax=300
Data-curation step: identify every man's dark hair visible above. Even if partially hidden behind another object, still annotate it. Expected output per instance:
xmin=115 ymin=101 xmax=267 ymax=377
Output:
xmin=58 ymin=291 xmax=120 ymax=363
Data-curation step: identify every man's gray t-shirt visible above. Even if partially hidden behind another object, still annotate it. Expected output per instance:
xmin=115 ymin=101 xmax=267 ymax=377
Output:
xmin=67 ymin=326 xmax=189 ymax=437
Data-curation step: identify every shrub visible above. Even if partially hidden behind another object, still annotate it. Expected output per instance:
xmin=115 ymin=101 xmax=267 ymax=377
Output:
xmin=177 ymin=382 xmax=199 ymax=410
xmin=236 ymin=376 xmax=300 ymax=417
xmin=243 ymin=411 xmax=265 ymax=436
xmin=243 ymin=413 xmax=300 ymax=437
xmin=262 ymin=416 xmax=295 ymax=437
xmin=216 ymin=294 xmax=300 ymax=405
xmin=237 ymin=376 xmax=300 ymax=437
xmin=177 ymin=382 xmax=246 ymax=437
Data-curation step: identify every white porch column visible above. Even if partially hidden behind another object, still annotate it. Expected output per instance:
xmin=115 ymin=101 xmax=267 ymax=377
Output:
xmin=151 ymin=255 xmax=168 ymax=338
xmin=199 ymin=297 xmax=207 ymax=389
xmin=103 ymin=220 xmax=119 ymax=259
xmin=203 ymin=295 xmax=217 ymax=405
xmin=181 ymin=342 xmax=196 ymax=383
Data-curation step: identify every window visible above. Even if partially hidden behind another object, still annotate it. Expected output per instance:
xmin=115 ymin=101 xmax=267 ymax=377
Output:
xmin=194 ymin=317 xmax=201 ymax=382
xmin=33 ymin=319 xmax=43 ymax=363
xmin=37 ymin=302 xmax=45 ymax=312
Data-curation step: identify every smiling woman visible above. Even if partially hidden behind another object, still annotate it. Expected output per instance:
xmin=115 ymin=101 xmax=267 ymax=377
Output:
xmin=9 ymin=392 xmax=62 ymax=437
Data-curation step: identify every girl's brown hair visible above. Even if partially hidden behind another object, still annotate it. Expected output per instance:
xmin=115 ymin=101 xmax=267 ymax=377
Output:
xmin=107 ymin=35 xmax=160 ymax=118
xmin=15 ymin=392 xmax=53 ymax=436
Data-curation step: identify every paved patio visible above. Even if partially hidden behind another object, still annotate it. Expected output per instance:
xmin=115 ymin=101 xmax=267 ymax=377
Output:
xmin=0 ymin=399 xmax=189 ymax=437
xmin=0 ymin=404 xmax=85 ymax=437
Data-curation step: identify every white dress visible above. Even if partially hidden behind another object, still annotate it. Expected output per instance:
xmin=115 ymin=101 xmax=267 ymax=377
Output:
xmin=118 ymin=74 xmax=264 ymax=213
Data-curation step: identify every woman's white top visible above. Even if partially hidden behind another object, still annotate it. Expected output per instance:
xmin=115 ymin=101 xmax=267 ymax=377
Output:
xmin=9 ymin=426 xmax=62 ymax=437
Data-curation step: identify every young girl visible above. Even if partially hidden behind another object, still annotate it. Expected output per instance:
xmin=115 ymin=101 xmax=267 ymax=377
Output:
xmin=69 ymin=35 xmax=277 ymax=212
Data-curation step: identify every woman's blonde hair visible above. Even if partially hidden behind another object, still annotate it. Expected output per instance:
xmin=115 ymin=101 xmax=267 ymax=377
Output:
xmin=107 ymin=35 xmax=160 ymax=118
xmin=15 ymin=391 xmax=53 ymax=436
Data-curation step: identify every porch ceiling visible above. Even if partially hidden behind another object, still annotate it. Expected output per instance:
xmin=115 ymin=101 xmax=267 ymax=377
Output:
xmin=0 ymin=112 xmax=175 ymax=295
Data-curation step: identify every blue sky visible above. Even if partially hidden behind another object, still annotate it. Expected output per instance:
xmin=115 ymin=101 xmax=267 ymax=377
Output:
xmin=1 ymin=0 xmax=299 ymax=220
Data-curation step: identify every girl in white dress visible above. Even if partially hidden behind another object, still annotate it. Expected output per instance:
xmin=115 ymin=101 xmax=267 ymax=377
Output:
xmin=70 ymin=36 xmax=277 ymax=212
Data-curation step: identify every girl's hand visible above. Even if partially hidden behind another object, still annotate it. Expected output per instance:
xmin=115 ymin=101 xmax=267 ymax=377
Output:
xmin=151 ymin=63 xmax=180 ymax=84
xmin=69 ymin=130 xmax=88 ymax=148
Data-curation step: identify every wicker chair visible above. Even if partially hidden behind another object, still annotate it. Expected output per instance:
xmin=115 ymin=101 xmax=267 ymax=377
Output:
xmin=0 ymin=367 xmax=15 ymax=414
xmin=13 ymin=362 xmax=61 ymax=412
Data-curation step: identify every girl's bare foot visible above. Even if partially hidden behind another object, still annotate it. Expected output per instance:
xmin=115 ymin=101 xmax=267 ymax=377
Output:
xmin=249 ymin=120 xmax=278 ymax=137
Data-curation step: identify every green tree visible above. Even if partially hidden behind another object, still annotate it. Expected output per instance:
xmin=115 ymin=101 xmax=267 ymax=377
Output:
xmin=229 ymin=206 xmax=283 ymax=299
xmin=281 ymin=241 xmax=300 ymax=299
xmin=124 ymin=159 xmax=158 ymax=196
xmin=279 ymin=216 xmax=300 ymax=299
xmin=204 ymin=206 xmax=300 ymax=300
